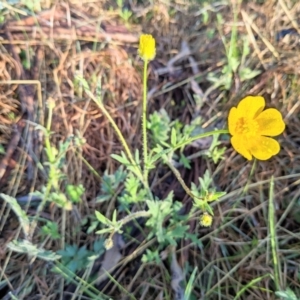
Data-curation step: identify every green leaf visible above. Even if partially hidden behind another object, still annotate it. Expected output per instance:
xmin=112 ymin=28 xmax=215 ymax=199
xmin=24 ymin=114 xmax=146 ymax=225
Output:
xmin=165 ymin=224 xmax=189 ymax=245
xmin=148 ymin=109 xmax=171 ymax=145
xmin=179 ymin=153 xmax=191 ymax=169
xmin=112 ymin=209 xmax=117 ymax=224
xmin=141 ymin=249 xmax=161 ymax=264
xmin=204 ymin=203 xmax=214 ymax=215
xmin=74 ymin=75 xmax=91 ymax=93
xmin=41 ymin=221 xmax=61 ymax=240
xmin=206 ymin=191 xmax=227 ymax=202
xmin=95 ymin=228 xmax=113 ymax=235
xmin=171 ymin=127 xmax=177 ymax=147
xmin=7 ymin=240 xmax=61 ymax=261
xmin=146 ymin=194 xmax=174 ymax=244
xmin=150 ymin=146 xmax=172 ymax=164
xmin=239 ymin=67 xmax=261 ymax=81
xmin=275 ymin=289 xmax=297 ymax=300
xmin=117 ymin=173 xmax=147 ymax=206
xmin=185 ymin=267 xmax=198 ymax=300
xmin=199 ymin=170 xmax=213 ymax=190
xmin=77 ymin=245 xmax=88 ymax=259
xmin=65 ymin=244 xmax=77 ymax=257
xmin=134 ymin=149 xmax=141 ymax=166
xmin=49 ymin=192 xmax=72 ymax=210
xmin=93 ymin=238 xmax=105 ymax=254
xmin=0 ymin=193 xmax=30 ymax=237
xmin=95 ymin=211 xmax=109 ymax=225
xmin=0 ymin=144 xmax=5 ymax=154
xmin=96 ymin=166 xmax=127 ymax=203
xmin=8 ymin=293 xmax=19 ymax=300
xmin=111 ymin=152 xmax=131 ymax=166
xmin=66 ymin=184 xmax=84 ymax=203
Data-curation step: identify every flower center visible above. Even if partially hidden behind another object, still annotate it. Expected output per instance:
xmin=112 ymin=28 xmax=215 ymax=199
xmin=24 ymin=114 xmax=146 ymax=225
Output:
xmin=235 ymin=117 xmax=258 ymax=136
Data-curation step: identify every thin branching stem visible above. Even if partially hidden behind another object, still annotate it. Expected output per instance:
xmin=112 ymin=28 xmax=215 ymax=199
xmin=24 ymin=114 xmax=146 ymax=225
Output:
xmin=165 ymin=159 xmax=202 ymax=201
xmin=120 ymin=210 xmax=151 ymax=226
xmin=174 ymin=129 xmax=229 ymax=151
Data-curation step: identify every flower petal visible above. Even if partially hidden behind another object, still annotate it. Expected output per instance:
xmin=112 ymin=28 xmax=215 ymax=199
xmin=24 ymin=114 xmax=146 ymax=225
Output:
xmin=228 ymin=107 xmax=239 ymax=135
xmin=231 ymin=135 xmax=252 ymax=160
xmin=255 ymin=108 xmax=285 ymax=136
xmin=249 ymin=136 xmax=280 ymax=160
xmin=237 ymin=96 xmax=265 ymax=119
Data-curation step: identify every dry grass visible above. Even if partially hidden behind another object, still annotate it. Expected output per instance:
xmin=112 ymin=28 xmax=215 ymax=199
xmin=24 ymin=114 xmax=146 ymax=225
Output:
xmin=0 ymin=0 xmax=300 ymax=299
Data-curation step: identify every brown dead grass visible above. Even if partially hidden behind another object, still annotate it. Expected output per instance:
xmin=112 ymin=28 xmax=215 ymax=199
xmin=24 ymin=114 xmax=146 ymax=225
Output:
xmin=1 ymin=0 xmax=300 ymax=299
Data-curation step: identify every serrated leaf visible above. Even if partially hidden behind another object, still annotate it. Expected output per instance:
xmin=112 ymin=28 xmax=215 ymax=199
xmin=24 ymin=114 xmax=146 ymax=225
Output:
xmin=148 ymin=109 xmax=171 ymax=145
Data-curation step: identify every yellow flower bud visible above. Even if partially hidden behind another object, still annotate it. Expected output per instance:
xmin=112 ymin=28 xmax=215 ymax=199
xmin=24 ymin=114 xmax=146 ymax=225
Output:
xmin=138 ymin=34 xmax=156 ymax=61
xmin=104 ymin=237 xmax=114 ymax=250
xmin=200 ymin=212 xmax=213 ymax=227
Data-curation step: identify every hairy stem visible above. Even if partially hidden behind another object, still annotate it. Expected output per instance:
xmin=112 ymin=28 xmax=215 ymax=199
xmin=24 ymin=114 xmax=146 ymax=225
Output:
xmin=142 ymin=59 xmax=149 ymax=183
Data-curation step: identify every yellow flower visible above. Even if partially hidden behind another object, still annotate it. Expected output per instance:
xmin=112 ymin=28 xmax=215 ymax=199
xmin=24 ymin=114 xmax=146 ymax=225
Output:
xmin=138 ymin=34 xmax=156 ymax=61
xmin=200 ymin=212 xmax=213 ymax=227
xmin=228 ymin=96 xmax=285 ymax=160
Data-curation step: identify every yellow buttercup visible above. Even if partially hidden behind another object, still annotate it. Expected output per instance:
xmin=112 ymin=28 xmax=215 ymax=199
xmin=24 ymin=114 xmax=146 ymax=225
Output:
xmin=228 ymin=96 xmax=285 ymax=160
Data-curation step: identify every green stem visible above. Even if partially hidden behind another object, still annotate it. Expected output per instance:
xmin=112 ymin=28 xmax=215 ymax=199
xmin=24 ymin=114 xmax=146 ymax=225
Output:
xmin=106 ymin=210 xmax=151 ymax=246
xmin=174 ymin=129 xmax=229 ymax=151
xmin=30 ymin=177 xmax=53 ymax=236
xmin=165 ymin=160 xmax=203 ymax=201
xmin=87 ymin=90 xmax=143 ymax=181
xmin=99 ymin=102 xmax=135 ymax=167
xmin=120 ymin=210 xmax=151 ymax=226
xmin=45 ymin=103 xmax=54 ymax=163
xmin=54 ymin=262 xmax=104 ymax=298
xmin=269 ymin=176 xmax=280 ymax=290
xmin=151 ymin=129 xmax=229 ymax=164
xmin=160 ymin=129 xmax=229 ymax=203
xmin=46 ymin=102 xmax=53 ymax=132
xmin=142 ymin=60 xmax=149 ymax=182
xmin=30 ymin=102 xmax=56 ymax=236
